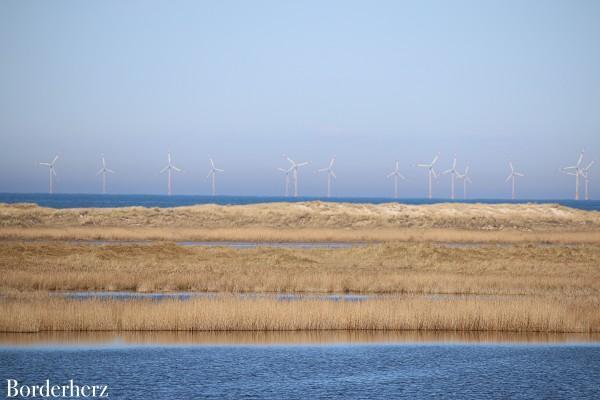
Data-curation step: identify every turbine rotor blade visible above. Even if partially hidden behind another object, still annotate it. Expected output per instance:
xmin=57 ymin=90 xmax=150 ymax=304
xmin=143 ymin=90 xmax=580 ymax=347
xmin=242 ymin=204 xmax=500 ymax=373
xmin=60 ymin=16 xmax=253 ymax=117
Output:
xmin=577 ymin=151 xmax=584 ymax=167
xmin=160 ymin=166 xmax=169 ymax=174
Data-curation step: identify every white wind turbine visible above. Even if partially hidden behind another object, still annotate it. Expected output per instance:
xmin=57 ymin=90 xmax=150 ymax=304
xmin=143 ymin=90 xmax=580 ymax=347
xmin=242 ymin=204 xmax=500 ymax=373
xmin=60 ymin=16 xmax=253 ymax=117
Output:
xmin=206 ymin=158 xmax=224 ymax=196
xmin=417 ymin=154 xmax=439 ymax=199
xmin=505 ymin=161 xmax=524 ymax=200
xmin=317 ymin=157 xmax=336 ymax=198
xmin=277 ymin=166 xmax=293 ymax=197
xmin=386 ymin=160 xmax=406 ymax=199
xmin=442 ymin=156 xmax=460 ymax=200
xmin=96 ymin=155 xmax=115 ymax=194
xmin=285 ymin=155 xmax=309 ymax=197
xmin=561 ymin=150 xmax=585 ymax=200
xmin=160 ymin=152 xmax=182 ymax=196
xmin=582 ymin=161 xmax=594 ymax=201
xmin=39 ymin=155 xmax=59 ymax=194
xmin=455 ymin=165 xmax=472 ymax=199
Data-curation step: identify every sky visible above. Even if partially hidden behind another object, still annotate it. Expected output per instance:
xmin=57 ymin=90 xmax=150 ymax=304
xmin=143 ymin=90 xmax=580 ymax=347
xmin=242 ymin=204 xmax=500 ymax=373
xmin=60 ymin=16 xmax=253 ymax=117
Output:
xmin=0 ymin=0 xmax=599 ymax=198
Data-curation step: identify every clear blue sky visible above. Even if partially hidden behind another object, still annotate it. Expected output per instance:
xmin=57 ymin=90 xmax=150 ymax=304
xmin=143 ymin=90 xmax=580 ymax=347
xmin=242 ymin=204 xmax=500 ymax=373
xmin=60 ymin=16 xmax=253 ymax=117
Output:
xmin=1 ymin=0 xmax=599 ymax=198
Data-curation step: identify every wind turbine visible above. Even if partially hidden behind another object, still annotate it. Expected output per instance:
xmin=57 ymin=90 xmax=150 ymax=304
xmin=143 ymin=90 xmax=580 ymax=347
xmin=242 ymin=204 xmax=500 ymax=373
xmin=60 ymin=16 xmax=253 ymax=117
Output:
xmin=160 ymin=152 xmax=182 ymax=196
xmin=284 ymin=155 xmax=309 ymax=197
xmin=455 ymin=165 xmax=472 ymax=199
xmin=442 ymin=156 xmax=460 ymax=200
xmin=317 ymin=157 xmax=336 ymax=198
xmin=561 ymin=150 xmax=585 ymax=200
xmin=39 ymin=155 xmax=59 ymax=194
xmin=206 ymin=158 xmax=224 ymax=196
xmin=96 ymin=155 xmax=115 ymax=194
xmin=582 ymin=161 xmax=594 ymax=201
xmin=386 ymin=160 xmax=406 ymax=199
xmin=277 ymin=166 xmax=293 ymax=197
xmin=416 ymin=154 xmax=439 ymax=199
xmin=505 ymin=161 xmax=524 ymax=200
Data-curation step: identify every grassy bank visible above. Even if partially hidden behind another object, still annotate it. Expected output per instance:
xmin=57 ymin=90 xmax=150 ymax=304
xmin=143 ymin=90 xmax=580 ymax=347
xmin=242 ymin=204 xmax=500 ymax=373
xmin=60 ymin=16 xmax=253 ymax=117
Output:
xmin=2 ymin=202 xmax=600 ymax=233
xmin=1 ymin=242 xmax=599 ymax=295
xmin=1 ymin=295 xmax=598 ymax=333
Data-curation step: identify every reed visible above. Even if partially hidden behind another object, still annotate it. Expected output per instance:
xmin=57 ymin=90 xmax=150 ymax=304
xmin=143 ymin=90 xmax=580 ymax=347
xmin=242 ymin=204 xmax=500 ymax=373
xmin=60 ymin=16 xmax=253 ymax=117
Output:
xmin=1 ymin=295 xmax=598 ymax=333
xmin=1 ymin=242 xmax=599 ymax=295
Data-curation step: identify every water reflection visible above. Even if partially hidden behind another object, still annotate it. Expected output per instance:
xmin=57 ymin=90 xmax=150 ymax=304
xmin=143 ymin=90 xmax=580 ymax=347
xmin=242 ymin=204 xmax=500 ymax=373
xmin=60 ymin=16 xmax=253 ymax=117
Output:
xmin=1 ymin=330 xmax=598 ymax=347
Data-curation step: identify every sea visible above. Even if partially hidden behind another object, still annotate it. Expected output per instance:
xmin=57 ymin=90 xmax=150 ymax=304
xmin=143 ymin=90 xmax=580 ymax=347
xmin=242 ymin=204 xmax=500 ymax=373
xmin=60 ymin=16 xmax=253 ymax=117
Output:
xmin=1 ymin=192 xmax=599 ymax=211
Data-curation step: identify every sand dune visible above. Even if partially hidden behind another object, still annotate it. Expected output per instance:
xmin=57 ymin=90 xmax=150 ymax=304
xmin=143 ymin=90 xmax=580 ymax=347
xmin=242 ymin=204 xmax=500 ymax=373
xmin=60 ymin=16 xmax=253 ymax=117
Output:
xmin=1 ymin=201 xmax=599 ymax=231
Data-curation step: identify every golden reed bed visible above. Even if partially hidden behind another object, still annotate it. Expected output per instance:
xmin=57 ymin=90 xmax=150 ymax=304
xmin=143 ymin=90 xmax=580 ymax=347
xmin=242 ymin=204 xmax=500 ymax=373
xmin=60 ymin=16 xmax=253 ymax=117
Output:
xmin=1 ymin=295 xmax=599 ymax=333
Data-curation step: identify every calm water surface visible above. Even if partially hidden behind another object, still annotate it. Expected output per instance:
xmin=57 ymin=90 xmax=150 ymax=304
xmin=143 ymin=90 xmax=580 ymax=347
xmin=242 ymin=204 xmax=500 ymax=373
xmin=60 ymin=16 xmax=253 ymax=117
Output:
xmin=1 ymin=341 xmax=599 ymax=399
xmin=1 ymin=332 xmax=600 ymax=399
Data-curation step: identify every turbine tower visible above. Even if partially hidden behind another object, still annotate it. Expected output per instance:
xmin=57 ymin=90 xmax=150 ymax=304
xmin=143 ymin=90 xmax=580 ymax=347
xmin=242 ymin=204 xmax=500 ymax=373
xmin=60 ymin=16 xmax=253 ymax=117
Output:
xmin=582 ymin=161 xmax=594 ymax=201
xmin=442 ymin=156 xmax=459 ymax=200
xmin=317 ymin=157 xmax=336 ymax=198
xmin=386 ymin=160 xmax=406 ymax=199
xmin=416 ymin=154 xmax=439 ymax=199
xmin=39 ymin=155 xmax=59 ymax=194
xmin=277 ymin=166 xmax=293 ymax=197
xmin=505 ymin=161 xmax=524 ymax=200
xmin=561 ymin=150 xmax=585 ymax=200
xmin=96 ymin=155 xmax=115 ymax=194
xmin=456 ymin=165 xmax=472 ymax=199
xmin=160 ymin=152 xmax=182 ymax=196
xmin=206 ymin=158 xmax=224 ymax=196
xmin=284 ymin=155 xmax=309 ymax=197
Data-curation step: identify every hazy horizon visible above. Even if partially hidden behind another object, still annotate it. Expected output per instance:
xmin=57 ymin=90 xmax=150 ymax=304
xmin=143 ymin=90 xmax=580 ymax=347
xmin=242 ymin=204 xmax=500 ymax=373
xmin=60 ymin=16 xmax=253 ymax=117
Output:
xmin=1 ymin=1 xmax=599 ymax=199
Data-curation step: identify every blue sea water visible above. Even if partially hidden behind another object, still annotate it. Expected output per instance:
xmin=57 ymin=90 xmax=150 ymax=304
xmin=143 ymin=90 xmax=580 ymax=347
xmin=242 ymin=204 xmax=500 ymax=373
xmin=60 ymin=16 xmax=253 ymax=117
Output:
xmin=1 ymin=344 xmax=599 ymax=399
xmin=1 ymin=193 xmax=599 ymax=211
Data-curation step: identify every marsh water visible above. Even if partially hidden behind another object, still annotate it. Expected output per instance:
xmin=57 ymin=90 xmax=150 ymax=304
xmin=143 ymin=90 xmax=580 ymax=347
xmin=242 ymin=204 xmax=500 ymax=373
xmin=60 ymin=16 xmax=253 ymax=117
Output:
xmin=1 ymin=332 xmax=599 ymax=399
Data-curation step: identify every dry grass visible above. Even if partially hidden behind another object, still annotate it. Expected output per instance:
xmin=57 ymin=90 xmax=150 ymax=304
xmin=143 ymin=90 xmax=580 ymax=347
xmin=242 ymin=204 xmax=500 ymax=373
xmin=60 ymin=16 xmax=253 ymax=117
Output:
xmin=1 ymin=294 xmax=598 ymax=333
xmin=2 ymin=202 xmax=599 ymax=231
xmin=3 ymin=201 xmax=598 ymax=333
xmin=1 ymin=241 xmax=599 ymax=296
xmin=2 ymin=201 xmax=599 ymax=243
xmin=3 ymin=226 xmax=600 ymax=243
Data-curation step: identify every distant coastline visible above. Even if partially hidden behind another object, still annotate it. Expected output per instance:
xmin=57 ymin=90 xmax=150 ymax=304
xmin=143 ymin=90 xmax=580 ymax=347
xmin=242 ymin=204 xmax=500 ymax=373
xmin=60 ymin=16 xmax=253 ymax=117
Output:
xmin=0 ymin=192 xmax=599 ymax=211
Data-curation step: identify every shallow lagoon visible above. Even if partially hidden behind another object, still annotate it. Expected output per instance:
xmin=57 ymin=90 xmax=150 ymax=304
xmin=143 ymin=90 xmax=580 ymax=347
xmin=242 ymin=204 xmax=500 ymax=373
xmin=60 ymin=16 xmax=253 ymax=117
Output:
xmin=1 ymin=333 xmax=599 ymax=399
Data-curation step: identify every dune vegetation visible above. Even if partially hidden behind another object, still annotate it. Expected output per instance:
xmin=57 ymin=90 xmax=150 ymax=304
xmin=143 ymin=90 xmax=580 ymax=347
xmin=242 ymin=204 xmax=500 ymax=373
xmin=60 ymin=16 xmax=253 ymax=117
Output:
xmin=1 ymin=201 xmax=599 ymax=333
xmin=1 ymin=202 xmax=600 ymax=243
xmin=1 ymin=241 xmax=599 ymax=295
